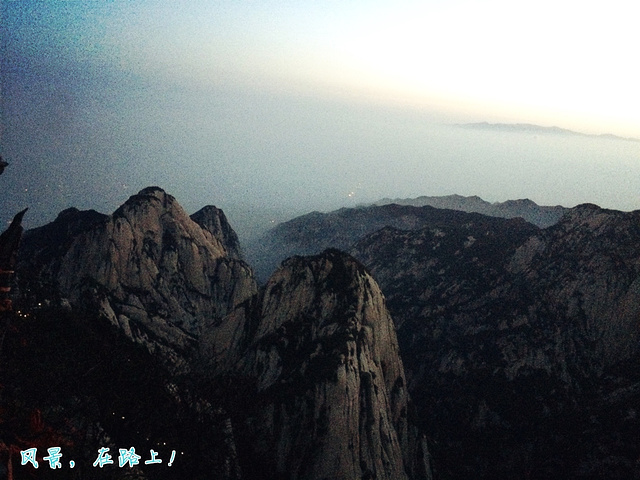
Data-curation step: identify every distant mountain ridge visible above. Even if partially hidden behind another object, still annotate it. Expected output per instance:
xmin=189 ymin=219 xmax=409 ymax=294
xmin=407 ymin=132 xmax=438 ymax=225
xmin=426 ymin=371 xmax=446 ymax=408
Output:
xmin=371 ymin=194 xmax=567 ymax=228
xmin=247 ymin=194 xmax=568 ymax=282
xmin=457 ymin=122 xmax=640 ymax=142
xmin=246 ymin=202 xmax=538 ymax=282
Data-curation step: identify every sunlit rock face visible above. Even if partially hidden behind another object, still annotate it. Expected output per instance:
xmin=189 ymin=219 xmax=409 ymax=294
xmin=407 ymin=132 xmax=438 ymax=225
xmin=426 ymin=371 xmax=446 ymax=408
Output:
xmin=19 ymin=187 xmax=257 ymax=366
xmin=201 ymin=249 xmax=431 ymax=480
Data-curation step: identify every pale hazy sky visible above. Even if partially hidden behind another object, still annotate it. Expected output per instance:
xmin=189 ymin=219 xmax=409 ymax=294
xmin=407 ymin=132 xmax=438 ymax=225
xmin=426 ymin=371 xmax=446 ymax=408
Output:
xmin=77 ymin=0 xmax=639 ymax=136
xmin=2 ymin=0 xmax=640 ymax=236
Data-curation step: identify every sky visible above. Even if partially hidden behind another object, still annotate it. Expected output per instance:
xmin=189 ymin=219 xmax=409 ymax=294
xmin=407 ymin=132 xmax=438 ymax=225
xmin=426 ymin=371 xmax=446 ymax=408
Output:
xmin=2 ymin=0 xmax=640 ymax=239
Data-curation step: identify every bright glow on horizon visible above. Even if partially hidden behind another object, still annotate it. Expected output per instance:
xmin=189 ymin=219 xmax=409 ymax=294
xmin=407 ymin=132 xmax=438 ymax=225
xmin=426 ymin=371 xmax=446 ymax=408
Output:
xmin=316 ymin=1 xmax=640 ymax=136
xmin=94 ymin=1 xmax=639 ymax=137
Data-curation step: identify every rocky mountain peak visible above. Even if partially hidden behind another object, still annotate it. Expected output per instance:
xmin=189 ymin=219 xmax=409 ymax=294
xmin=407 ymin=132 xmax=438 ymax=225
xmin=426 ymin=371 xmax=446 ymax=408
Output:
xmin=131 ymin=185 xmax=170 ymax=200
xmin=255 ymin=248 xmax=373 ymax=338
xmin=19 ymin=187 xmax=258 ymax=368
xmin=554 ymin=202 xmax=619 ymax=231
xmin=191 ymin=205 xmax=243 ymax=260
xmin=0 ymin=208 xmax=28 ymax=312
xmin=218 ymin=249 xmax=430 ymax=479
xmin=114 ymin=185 xmax=176 ymax=214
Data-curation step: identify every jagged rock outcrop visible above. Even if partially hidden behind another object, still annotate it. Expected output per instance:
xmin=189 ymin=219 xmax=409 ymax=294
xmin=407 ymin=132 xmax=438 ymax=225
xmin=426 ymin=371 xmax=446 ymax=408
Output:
xmin=201 ymin=249 xmax=430 ymax=479
xmin=191 ymin=205 xmax=243 ymax=260
xmin=0 ymin=208 xmax=28 ymax=312
xmin=19 ymin=187 xmax=257 ymax=366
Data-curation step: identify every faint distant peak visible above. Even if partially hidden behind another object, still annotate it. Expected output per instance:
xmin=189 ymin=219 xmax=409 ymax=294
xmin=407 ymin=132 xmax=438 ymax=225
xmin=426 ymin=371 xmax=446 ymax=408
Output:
xmin=456 ymin=122 xmax=640 ymax=142
xmin=372 ymin=194 xmax=568 ymax=228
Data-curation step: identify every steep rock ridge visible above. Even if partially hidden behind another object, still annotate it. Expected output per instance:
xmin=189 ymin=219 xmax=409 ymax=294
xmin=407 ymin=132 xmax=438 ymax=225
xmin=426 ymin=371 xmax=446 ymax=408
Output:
xmin=18 ymin=187 xmax=257 ymax=364
xmin=204 ymin=250 xmax=431 ymax=480
xmin=191 ymin=205 xmax=243 ymax=260
xmin=350 ymin=204 xmax=640 ymax=478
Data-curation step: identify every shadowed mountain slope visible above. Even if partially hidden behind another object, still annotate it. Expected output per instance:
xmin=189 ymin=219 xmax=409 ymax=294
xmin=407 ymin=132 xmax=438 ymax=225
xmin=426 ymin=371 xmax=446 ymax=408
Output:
xmin=350 ymin=204 xmax=640 ymax=478
xmin=248 ymin=203 xmax=540 ymax=282
xmin=247 ymin=196 xmax=640 ymax=478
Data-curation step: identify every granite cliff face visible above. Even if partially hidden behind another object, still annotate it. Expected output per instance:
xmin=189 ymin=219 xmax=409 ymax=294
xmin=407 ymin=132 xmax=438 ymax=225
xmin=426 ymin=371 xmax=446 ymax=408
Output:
xmin=19 ymin=187 xmax=257 ymax=366
xmin=202 ymin=249 xmax=430 ymax=479
xmin=11 ymin=188 xmax=431 ymax=479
